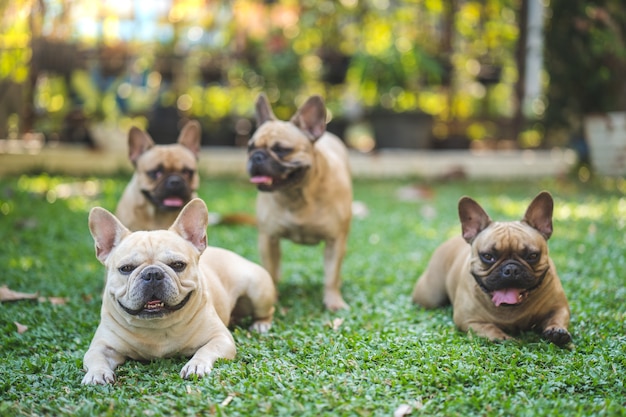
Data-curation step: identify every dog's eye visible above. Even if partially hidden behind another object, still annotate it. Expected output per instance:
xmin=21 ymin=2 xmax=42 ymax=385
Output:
xmin=148 ymin=168 xmax=163 ymax=180
xmin=526 ymin=252 xmax=540 ymax=263
xmin=480 ymin=253 xmax=496 ymax=264
xmin=182 ymin=168 xmax=195 ymax=179
xmin=169 ymin=261 xmax=187 ymax=272
xmin=271 ymin=144 xmax=293 ymax=157
xmin=119 ymin=265 xmax=136 ymax=274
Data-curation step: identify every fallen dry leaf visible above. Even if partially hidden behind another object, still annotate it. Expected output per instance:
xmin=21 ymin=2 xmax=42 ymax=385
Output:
xmin=352 ymin=201 xmax=370 ymax=219
xmin=14 ymin=322 xmax=28 ymax=334
xmin=39 ymin=296 xmax=69 ymax=305
xmin=327 ymin=317 xmax=344 ymax=331
xmin=394 ymin=404 xmax=413 ymax=417
xmin=220 ymin=394 xmax=235 ymax=407
xmin=0 ymin=285 xmax=38 ymax=302
xmin=396 ymin=184 xmax=435 ymax=202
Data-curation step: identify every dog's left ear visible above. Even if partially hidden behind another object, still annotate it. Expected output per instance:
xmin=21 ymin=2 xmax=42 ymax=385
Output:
xmin=255 ymin=93 xmax=277 ymax=127
xmin=290 ymin=95 xmax=327 ymax=141
xmin=458 ymin=197 xmax=492 ymax=243
xmin=170 ymin=198 xmax=208 ymax=253
xmin=177 ymin=120 xmax=202 ymax=159
xmin=522 ymin=191 xmax=553 ymax=240
xmin=89 ymin=208 xmax=131 ymax=263
xmin=128 ymin=127 xmax=155 ymax=166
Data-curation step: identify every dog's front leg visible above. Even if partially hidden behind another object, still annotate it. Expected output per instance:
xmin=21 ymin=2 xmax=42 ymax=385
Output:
xmin=465 ymin=321 xmax=515 ymax=342
xmin=541 ymin=305 xmax=572 ymax=346
xmin=259 ymin=232 xmax=281 ymax=283
xmin=82 ymin=339 xmax=126 ymax=385
xmin=323 ymin=236 xmax=349 ymax=311
xmin=180 ymin=330 xmax=236 ymax=379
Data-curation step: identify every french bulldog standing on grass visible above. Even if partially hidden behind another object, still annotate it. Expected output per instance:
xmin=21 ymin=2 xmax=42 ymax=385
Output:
xmin=246 ymin=94 xmax=353 ymax=311
xmin=412 ymin=191 xmax=572 ymax=346
xmin=82 ymin=198 xmax=276 ymax=385
xmin=115 ymin=121 xmax=201 ymax=231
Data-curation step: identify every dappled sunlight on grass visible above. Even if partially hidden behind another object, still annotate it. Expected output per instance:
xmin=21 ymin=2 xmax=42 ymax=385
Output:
xmin=555 ymin=198 xmax=625 ymax=224
xmin=12 ymin=174 xmax=122 ymax=212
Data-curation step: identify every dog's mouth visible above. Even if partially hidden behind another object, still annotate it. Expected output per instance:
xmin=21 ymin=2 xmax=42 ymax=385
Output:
xmin=118 ymin=292 xmax=193 ymax=318
xmin=249 ymin=166 xmax=307 ymax=191
xmin=490 ymin=288 xmax=528 ymax=307
xmin=161 ymin=196 xmax=185 ymax=208
xmin=142 ymin=190 xmax=190 ymax=211
xmin=473 ymin=264 xmax=550 ymax=308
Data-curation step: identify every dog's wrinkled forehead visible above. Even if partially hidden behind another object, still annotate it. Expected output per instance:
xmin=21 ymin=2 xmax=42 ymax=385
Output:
xmin=110 ymin=231 xmax=194 ymax=265
xmin=473 ymin=221 xmax=546 ymax=254
xmin=137 ymin=145 xmax=197 ymax=172
xmin=251 ymin=121 xmax=310 ymax=147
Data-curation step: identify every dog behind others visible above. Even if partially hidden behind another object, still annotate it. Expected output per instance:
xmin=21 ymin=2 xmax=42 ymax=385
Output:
xmin=246 ymin=93 xmax=353 ymax=311
xmin=115 ymin=120 xmax=201 ymax=231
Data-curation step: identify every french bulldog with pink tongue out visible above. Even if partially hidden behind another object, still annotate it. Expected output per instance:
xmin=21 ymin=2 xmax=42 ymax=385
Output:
xmin=412 ymin=192 xmax=572 ymax=347
xmin=115 ymin=121 xmax=201 ymax=231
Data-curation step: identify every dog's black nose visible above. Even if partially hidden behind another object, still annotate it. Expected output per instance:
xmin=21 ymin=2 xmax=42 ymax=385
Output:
xmin=250 ymin=151 xmax=267 ymax=165
xmin=165 ymin=175 xmax=183 ymax=189
xmin=141 ymin=266 xmax=164 ymax=282
xmin=501 ymin=263 xmax=522 ymax=279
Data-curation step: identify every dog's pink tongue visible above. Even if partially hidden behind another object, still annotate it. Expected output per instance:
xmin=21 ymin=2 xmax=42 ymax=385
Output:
xmin=492 ymin=289 xmax=523 ymax=307
xmin=163 ymin=197 xmax=184 ymax=207
xmin=250 ymin=176 xmax=273 ymax=185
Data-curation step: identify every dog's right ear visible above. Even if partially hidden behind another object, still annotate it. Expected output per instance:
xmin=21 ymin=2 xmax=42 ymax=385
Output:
xmin=88 ymin=207 xmax=130 ymax=263
xmin=170 ymin=198 xmax=208 ymax=253
xmin=255 ymin=93 xmax=277 ymax=127
xmin=128 ymin=127 xmax=155 ymax=166
xmin=458 ymin=197 xmax=492 ymax=243
xmin=290 ymin=95 xmax=327 ymax=141
xmin=177 ymin=120 xmax=202 ymax=159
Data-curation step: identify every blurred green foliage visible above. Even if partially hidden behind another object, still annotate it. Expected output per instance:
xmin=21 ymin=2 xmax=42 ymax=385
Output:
xmin=544 ymin=0 xmax=626 ymax=131
xmin=3 ymin=0 xmax=624 ymax=146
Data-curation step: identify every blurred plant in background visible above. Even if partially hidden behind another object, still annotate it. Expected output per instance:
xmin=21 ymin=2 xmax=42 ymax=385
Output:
xmin=1 ymin=0 xmax=623 ymax=151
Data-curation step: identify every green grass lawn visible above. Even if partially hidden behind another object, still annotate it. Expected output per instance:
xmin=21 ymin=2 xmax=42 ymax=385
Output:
xmin=1 ymin=173 xmax=625 ymax=416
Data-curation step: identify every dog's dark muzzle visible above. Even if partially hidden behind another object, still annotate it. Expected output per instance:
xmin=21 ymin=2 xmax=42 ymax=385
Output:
xmin=247 ymin=149 xmax=281 ymax=176
xmin=486 ymin=261 xmax=538 ymax=290
xmin=143 ymin=174 xmax=192 ymax=210
xmin=163 ymin=174 xmax=186 ymax=192
xmin=249 ymin=150 xmax=269 ymax=167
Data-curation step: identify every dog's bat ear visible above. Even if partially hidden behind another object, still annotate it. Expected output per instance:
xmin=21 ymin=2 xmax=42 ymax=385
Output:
xmin=291 ymin=95 xmax=327 ymax=141
xmin=458 ymin=197 xmax=492 ymax=243
xmin=89 ymin=208 xmax=130 ymax=263
xmin=523 ymin=191 xmax=553 ymax=240
xmin=170 ymin=198 xmax=208 ymax=253
xmin=255 ymin=93 xmax=277 ymax=127
xmin=128 ymin=127 xmax=155 ymax=166
xmin=177 ymin=120 xmax=202 ymax=159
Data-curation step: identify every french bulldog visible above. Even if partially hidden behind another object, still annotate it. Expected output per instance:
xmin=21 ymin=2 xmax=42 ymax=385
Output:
xmin=115 ymin=121 xmax=201 ymax=231
xmin=412 ymin=191 xmax=572 ymax=346
xmin=246 ymin=93 xmax=352 ymax=311
xmin=82 ymin=198 xmax=276 ymax=384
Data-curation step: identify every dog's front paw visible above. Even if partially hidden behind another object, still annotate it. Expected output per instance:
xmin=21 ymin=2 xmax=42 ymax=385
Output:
xmin=249 ymin=319 xmax=272 ymax=333
xmin=180 ymin=359 xmax=212 ymax=380
xmin=323 ymin=292 xmax=349 ymax=311
xmin=82 ymin=368 xmax=116 ymax=385
xmin=542 ymin=327 xmax=572 ymax=347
